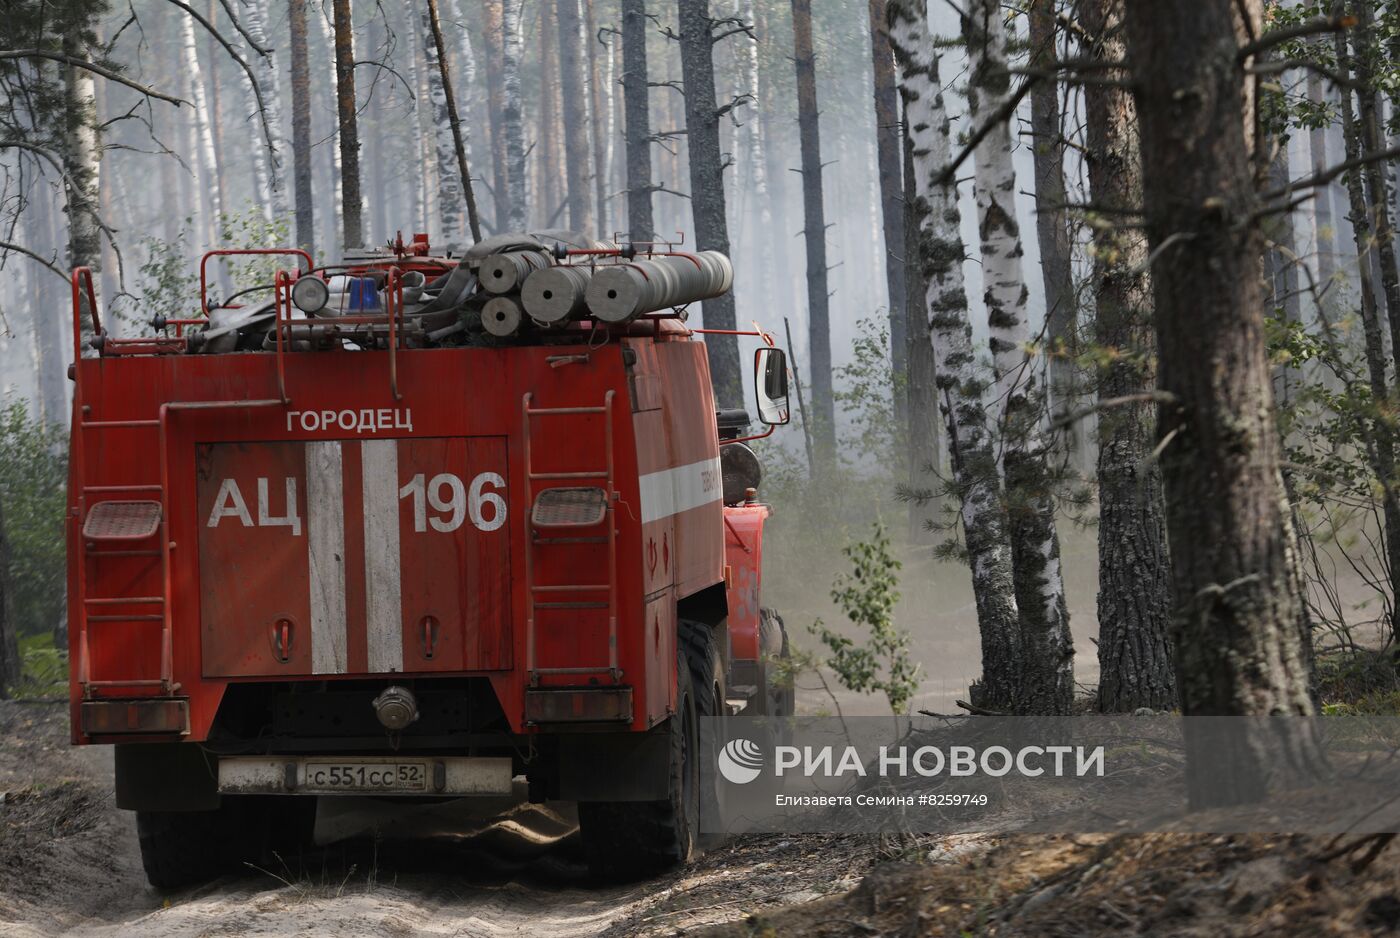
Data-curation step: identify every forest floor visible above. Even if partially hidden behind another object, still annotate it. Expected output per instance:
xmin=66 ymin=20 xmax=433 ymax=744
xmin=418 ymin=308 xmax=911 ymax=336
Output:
xmin=7 ymin=700 xmax=1400 ymax=936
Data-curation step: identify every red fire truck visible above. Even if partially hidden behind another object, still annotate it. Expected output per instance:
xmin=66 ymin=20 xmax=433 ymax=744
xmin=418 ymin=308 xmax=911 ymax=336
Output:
xmin=65 ymin=234 xmax=792 ymax=886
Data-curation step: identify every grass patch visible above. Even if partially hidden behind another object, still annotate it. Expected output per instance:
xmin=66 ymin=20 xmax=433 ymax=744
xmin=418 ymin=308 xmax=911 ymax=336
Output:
xmin=13 ymin=632 xmax=68 ymax=700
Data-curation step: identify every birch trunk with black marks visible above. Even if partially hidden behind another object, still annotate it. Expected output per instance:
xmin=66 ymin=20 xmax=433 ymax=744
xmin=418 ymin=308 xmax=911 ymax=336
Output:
xmin=678 ymin=0 xmax=743 ymax=408
xmin=1334 ymin=25 xmax=1400 ymax=632
xmin=903 ymin=118 xmax=942 ymax=543
xmin=737 ymin=0 xmax=772 ymax=311
xmin=1080 ymin=0 xmax=1175 ymax=713
xmin=419 ymin=1 xmax=465 ymax=245
xmin=428 ymin=0 xmax=482 ymax=243
xmin=1305 ymin=70 xmax=1336 ymax=293
xmin=62 ymin=33 xmax=101 ymax=347
xmin=179 ymin=13 xmax=222 ymax=251
xmin=889 ymin=0 xmax=1021 ymax=711
xmin=867 ymin=0 xmax=906 ymax=423
xmin=331 ymin=0 xmax=362 ymax=248
xmin=539 ymin=8 xmax=564 ymax=228
xmin=245 ymin=0 xmax=288 ymax=221
xmin=557 ymin=0 xmax=595 ymax=234
xmin=502 ymin=0 xmax=527 ymax=231
xmin=965 ymin=0 xmax=1073 ymax=714
xmin=1028 ymin=0 xmax=1084 ymax=475
xmin=621 ymin=0 xmax=655 ymax=242
xmin=790 ymin=0 xmax=834 ymax=466
xmin=1124 ymin=0 xmax=1324 ymax=806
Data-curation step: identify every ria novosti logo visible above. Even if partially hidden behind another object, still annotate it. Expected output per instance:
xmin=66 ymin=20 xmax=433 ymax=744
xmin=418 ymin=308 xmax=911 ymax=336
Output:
xmin=717 ymin=737 xmax=765 ymax=784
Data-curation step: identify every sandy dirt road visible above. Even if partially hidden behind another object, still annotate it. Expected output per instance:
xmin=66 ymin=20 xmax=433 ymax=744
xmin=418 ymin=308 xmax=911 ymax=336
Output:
xmin=0 ymin=700 xmax=874 ymax=937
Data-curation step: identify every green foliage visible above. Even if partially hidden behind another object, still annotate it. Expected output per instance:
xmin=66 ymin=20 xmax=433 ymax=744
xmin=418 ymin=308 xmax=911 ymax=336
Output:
xmin=0 ymin=0 xmax=113 ymax=150
xmin=0 ymin=402 xmax=68 ymax=639
xmin=833 ymin=316 xmax=905 ymax=474
xmin=14 ymin=632 xmax=67 ymax=700
xmin=809 ymin=522 xmax=920 ymax=715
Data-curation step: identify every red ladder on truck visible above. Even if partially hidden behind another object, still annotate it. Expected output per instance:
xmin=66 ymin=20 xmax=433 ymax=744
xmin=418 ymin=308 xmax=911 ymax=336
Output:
xmin=520 ymin=389 xmax=621 ymax=686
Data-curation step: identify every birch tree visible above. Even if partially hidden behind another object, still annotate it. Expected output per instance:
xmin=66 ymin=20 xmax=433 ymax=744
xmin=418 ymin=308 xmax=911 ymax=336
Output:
xmin=678 ymin=0 xmax=743 ymax=407
xmin=557 ymin=0 xmax=596 ymax=233
xmin=418 ymin=1 xmax=466 ymax=244
xmin=243 ymin=0 xmax=288 ymax=221
xmin=62 ymin=36 xmax=101 ymax=347
xmin=867 ymin=0 xmax=906 ymax=417
xmin=888 ymin=0 xmax=1021 ymax=712
xmin=483 ymin=1 xmax=512 ymax=232
xmin=1079 ymin=0 xmax=1174 ymax=712
xmin=965 ymin=0 xmax=1073 ymax=713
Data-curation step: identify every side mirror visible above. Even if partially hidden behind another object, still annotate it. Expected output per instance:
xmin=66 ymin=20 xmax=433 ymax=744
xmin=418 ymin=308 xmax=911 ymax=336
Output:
xmin=754 ymin=347 xmax=791 ymax=426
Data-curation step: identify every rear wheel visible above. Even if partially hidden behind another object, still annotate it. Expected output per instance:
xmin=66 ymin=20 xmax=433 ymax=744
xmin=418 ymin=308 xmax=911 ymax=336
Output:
xmin=579 ymin=618 xmax=719 ymax=881
xmin=137 ymin=796 xmax=318 ymax=890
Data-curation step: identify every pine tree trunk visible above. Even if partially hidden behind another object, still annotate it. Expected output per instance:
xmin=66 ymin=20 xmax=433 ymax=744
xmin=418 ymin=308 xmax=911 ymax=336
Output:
xmin=965 ymin=0 xmax=1073 ymax=714
xmin=789 ymin=0 xmax=834 ymax=465
xmin=1125 ymin=0 xmax=1324 ymax=806
xmin=62 ymin=34 xmax=101 ymax=348
xmin=289 ymin=0 xmax=314 ymax=255
xmin=888 ymin=0 xmax=1021 ymax=712
xmin=1081 ymin=0 xmax=1175 ymax=713
xmin=1028 ymin=0 xmax=1084 ymax=475
xmin=620 ymin=0 xmax=654 ymax=241
xmin=586 ymin=0 xmax=611 ymax=235
xmin=502 ymin=0 xmax=527 ymax=230
xmin=539 ymin=8 xmax=564 ymax=228
xmin=0 ymin=503 xmax=17 ymax=699
xmin=678 ymin=0 xmax=743 ymax=407
xmin=332 ymin=0 xmax=363 ymax=248
xmin=419 ymin=0 xmax=465 ymax=244
xmin=903 ymin=116 xmax=941 ymax=544
xmin=738 ymin=0 xmax=772 ymax=311
xmin=483 ymin=1 xmax=512 ymax=232
xmin=1334 ymin=24 xmax=1400 ymax=635
xmin=867 ymin=0 xmax=906 ymax=427
xmin=557 ymin=0 xmax=595 ymax=234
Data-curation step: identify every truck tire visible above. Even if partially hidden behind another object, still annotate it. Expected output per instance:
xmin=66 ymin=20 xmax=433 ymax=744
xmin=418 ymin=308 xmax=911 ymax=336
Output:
xmin=136 ymin=804 xmax=240 ymax=890
xmin=760 ymin=608 xmax=795 ymax=719
xmin=578 ymin=618 xmax=719 ymax=881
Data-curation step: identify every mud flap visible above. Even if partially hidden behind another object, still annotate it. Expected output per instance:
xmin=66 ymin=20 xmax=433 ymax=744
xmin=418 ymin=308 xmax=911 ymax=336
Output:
xmin=116 ymin=743 xmax=221 ymax=812
xmin=556 ymin=725 xmax=673 ymax=801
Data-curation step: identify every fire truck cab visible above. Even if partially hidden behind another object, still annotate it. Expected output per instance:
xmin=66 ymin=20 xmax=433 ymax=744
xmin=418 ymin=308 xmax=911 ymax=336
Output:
xmin=65 ymin=234 xmax=792 ymax=886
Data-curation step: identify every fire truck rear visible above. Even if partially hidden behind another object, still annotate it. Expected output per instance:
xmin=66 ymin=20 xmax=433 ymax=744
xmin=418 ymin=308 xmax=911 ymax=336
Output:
xmin=65 ymin=232 xmax=792 ymax=886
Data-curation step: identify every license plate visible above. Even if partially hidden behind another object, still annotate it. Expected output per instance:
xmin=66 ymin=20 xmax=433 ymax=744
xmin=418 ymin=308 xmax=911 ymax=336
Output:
xmin=303 ymin=761 xmax=428 ymax=792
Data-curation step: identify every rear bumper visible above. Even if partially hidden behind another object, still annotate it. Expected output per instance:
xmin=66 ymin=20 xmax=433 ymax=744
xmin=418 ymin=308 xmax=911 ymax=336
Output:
xmin=81 ymin=698 xmax=189 ymax=737
xmin=217 ymin=755 xmax=514 ymax=797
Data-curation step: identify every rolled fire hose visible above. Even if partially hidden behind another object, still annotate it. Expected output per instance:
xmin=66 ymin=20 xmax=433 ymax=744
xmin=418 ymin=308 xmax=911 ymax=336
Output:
xmin=521 ymin=264 xmax=593 ymax=325
xmin=585 ymin=251 xmax=734 ymax=324
xmin=482 ymin=296 xmax=525 ymax=336
xmin=479 ymin=250 xmax=552 ymax=294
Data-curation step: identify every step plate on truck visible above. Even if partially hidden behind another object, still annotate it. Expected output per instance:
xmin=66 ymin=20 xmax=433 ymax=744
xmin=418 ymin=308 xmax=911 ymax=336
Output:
xmin=196 ymin=437 xmax=512 ymax=677
xmin=218 ymin=756 xmax=513 ymax=795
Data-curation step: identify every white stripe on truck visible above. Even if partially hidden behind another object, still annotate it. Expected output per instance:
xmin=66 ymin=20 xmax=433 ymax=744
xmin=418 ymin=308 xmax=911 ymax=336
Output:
xmin=361 ymin=439 xmax=404 ymax=673
xmin=306 ymin=441 xmax=348 ymax=674
xmin=639 ymin=456 xmax=723 ymax=524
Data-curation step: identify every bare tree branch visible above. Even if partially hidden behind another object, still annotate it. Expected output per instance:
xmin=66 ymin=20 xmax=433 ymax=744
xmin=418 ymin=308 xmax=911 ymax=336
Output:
xmin=0 ymin=50 xmax=184 ymax=105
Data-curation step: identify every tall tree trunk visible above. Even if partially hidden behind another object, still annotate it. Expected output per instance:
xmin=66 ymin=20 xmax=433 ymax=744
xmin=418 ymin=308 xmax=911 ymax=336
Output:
xmin=502 ymin=0 xmax=527 ymax=230
xmin=419 ymin=0 xmax=465 ymax=244
xmin=539 ymin=7 xmax=564 ymax=228
xmin=586 ymin=0 xmax=611 ymax=235
xmin=1080 ymin=0 xmax=1175 ymax=713
xmin=867 ymin=0 xmax=907 ymax=428
xmin=1305 ymin=70 xmax=1337 ymax=296
xmin=678 ymin=0 xmax=743 ymax=407
xmin=62 ymin=34 xmax=101 ymax=348
xmin=26 ymin=197 xmax=68 ymax=420
xmin=903 ymin=115 xmax=941 ymax=544
xmin=965 ymin=0 xmax=1074 ymax=713
xmin=332 ymin=0 xmax=363 ymax=248
xmin=204 ymin=7 xmax=230 ymax=239
xmin=425 ymin=0 xmax=482 ymax=244
xmin=557 ymin=0 xmax=596 ymax=233
xmin=789 ymin=0 xmax=834 ymax=464
xmin=1028 ymin=0 xmax=1084 ymax=475
xmin=1334 ymin=24 xmax=1400 ymax=638
xmin=289 ymin=0 xmax=314 ymax=255
xmin=621 ymin=0 xmax=655 ymax=241
xmin=1124 ymin=0 xmax=1323 ymax=806
xmin=738 ymin=0 xmax=772 ymax=311
xmin=246 ymin=0 xmax=289 ymax=221
xmin=483 ymin=1 xmax=512 ymax=232
xmin=888 ymin=0 xmax=1021 ymax=712
xmin=0 ymin=504 xmax=17 ymax=698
